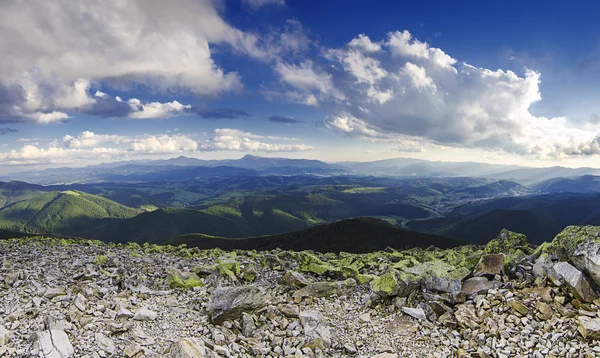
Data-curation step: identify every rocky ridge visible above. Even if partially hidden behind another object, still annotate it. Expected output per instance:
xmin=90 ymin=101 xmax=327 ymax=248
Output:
xmin=2 ymin=226 xmax=600 ymax=357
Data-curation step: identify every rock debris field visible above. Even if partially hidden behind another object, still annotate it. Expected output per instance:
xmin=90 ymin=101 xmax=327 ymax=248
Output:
xmin=3 ymin=226 xmax=600 ymax=357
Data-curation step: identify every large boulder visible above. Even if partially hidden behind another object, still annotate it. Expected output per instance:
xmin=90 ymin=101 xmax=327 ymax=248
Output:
xmin=552 ymin=262 xmax=597 ymax=303
xmin=406 ymin=261 xmax=469 ymax=294
xmin=167 ymin=268 xmax=202 ymax=289
xmin=207 ymin=286 xmax=268 ymax=324
xmin=578 ymin=316 xmax=600 ymax=341
xmin=473 ymin=254 xmax=504 ymax=278
xmin=370 ymin=269 xmax=419 ymax=298
xmin=169 ymin=337 xmax=217 ymax=357
xmin=571 ymin=240 xmax=600 ymax=288
xmin=292 ymin=278 xmax=356 ymax=302
xmin=461 ymin=277 xmax=500 ymax=296
xmin=299 ymin=310 xmax=331 ymax=348
xmin=547 ymin=225 xmax=600 ymax=259
xmin=36 ymin=330 xmax=74 ymax=358
xmin=485 ymin=229 xmax=528 ymax=254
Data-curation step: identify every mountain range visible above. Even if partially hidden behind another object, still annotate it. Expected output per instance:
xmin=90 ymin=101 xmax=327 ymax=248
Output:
xmin=4 ymin=154 xmax=600 ymax=186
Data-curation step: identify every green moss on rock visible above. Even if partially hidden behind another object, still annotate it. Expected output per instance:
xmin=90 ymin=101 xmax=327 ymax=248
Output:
xmin=167 ymin=268 xmax=202 ymax=289
xmin=485 ymin=229 xmax=528 ymax=255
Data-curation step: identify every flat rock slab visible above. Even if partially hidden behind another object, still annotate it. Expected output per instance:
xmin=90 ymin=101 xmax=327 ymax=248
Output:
xmin=36 ymin=330 xmax=74 ymax=358
xmin=207 ymin=285 xmax=268 ymax=324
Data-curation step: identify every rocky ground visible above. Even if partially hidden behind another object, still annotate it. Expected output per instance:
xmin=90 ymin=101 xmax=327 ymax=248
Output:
xmin=3 ymin=227 xmax=600 ymax=357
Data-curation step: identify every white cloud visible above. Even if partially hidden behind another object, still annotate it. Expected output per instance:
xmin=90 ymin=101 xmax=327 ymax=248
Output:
xmin=0 ymin=0 xmax=261 ymax=123
xmin=131 ymin=134 xmax=198 ymax=154
xmin=0 ymin=128 xmax=313 ymax=166
xmin=280 ymin=29 xmax=600 ymax=158
xmin=63 ymin=131 xmax=128 ymax=149
xmin=348 ymin=34 xmax=382 ymax=53
xmin=127 ymin=99 xmax=192 ymax=119
xmin=208 ymin=128 xmax=313 ymax=152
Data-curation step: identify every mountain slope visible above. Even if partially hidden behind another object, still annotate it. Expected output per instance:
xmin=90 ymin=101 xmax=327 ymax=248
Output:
xmin=167 ymin=217 xmax=465 ymax=253
xmin=0 ymin=190 xmax=142 ymax=234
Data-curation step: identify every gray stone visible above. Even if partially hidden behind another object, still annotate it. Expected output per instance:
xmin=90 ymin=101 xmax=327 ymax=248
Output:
xmin=169 ymin=337 xmax=216 ymax=357
xmin=0 ymin=325 xmax=8 ymax=346
xmin=461 ymin=277 xmax=500 ymax=296
xmin=401 ymin=307 xmax=427 ymax=320
xmin=95 ymin=333 xmax=116 ymax=354
xmin=293 ymin=278 xmax=356 ymax=302
xmin=533 ymin=253 xmax=554 ymax=278
xmin=572 ymin=240 xmax=600 ymax=288
xmin=299 ymin=310 xmax=331 ymax=348
xmin=282 ymin=270 xmax=310 ymax=288
xmin=406 ymin=262 xmax=469 ymax=294
xmin=207 ymin=285 xmax=268 ymax=324
xmin=552 ymin=262 xmax=597 ymax=303
xmin=473 ymin=254 xmax=504 ymax=278
xmin=578 ymin=316 xmax=600 ymax=341
xmin=133 ymin=307 xmax=157 ymax=321
xmin=36 ymin=330 xmax=74 ymax=358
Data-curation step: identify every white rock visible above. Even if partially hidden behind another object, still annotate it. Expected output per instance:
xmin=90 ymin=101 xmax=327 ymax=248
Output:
xmin=95 ymin=333 xmax=116 ymax=354
xmin=0 ymin=325 xmax=8 ymax=346
xmin=402 ymin=307 xmax=427 ymax=320
xmin=133 ymin=307 xmax=157 ymax=321
xmin=36 ymin=330 xmax=74 ymax=358
xmin=299 ymin=310 xmax=331 ymax=348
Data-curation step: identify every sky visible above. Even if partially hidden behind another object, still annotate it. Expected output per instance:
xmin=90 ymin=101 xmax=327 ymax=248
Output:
xmin=2 ymin=0 xmax=600 ymax=171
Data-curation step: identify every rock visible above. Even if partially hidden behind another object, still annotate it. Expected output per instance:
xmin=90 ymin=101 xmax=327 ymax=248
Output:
xmin=485 ymin=229 xmax=528 ymax=254
xmin=117 ymin=307 xmax=134 ymax=319
xmin=278 ymin=303 xmax=300 ymax=318
xmin=292 ymin=278 xmax=356 ymax=302
xmin=241 ymin=313 xmax=256 ymax=337
xmin=36 ymin=330 xmax=74 ymax=358
xmin=401 ymin=307 xmax=427 ymax=320
xmin=44 ymin=287 xmax=66 ymax=299
xmin=454 ymin=304 xmax=480 ymax=330
xmin=371 ymin=354 xmax=399 ymax=358
xmin=520 ymin=287 xmax=553 ymax=302
xmin=507 ymin=300 xmax=529 ymax=316
xmin=206 ymin=285 xmax=268 ymax=324
xmin=0 ymin=325 xmax=8 ymax=346
xmin=572 ymin=240 xmax=600 ymax=288
xmin=406 ymin=261 xmax=469 ymax=293
xmin=133 ymin=307 xmax=157 ymax=321
xmin=461 ymin=277 xmax=500 ymax=296
xmin=95 ymin=333 xmax=116 ymax=354
xmin=533 ymin=253 xmax=554 ymax=278
xmin=552 ymin=262 xmax=597 ymax=302
xmin=167 ymin=268 xmax=202 ymax=289
xmin=299 ymin=310 xmax=331 ymax=348
xmin=123 ymin=343 xmax=144 ymax=357
xmin=473 ymin=254 xmax=504 ymax=278
xmin=370 ymin=269 xmax=419 ymax=298
xmin=73 ymin=293 xmax=86 ymax=312
xmin=282 ymin=270 xmax=311 ymax=288
xmin=169 ymin=337 xmax=216 ymax=357
xmin=578 ymin=316 xmax=600 ymax=341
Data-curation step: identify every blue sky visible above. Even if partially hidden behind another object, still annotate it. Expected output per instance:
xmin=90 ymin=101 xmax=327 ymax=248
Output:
xmin=1 ymin=0 xmax=600 ymax=171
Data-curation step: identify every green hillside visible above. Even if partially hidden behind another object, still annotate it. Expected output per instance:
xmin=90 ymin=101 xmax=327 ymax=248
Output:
xmin=166 ymin=217 xmax=465 ymax=253
xmin=0 ymin=190 xmax=142 ymax=235
xmin=79 ymin=208 xmax=257 ymax=244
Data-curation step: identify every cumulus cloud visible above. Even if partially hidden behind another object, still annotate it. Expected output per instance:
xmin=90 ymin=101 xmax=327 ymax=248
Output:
xmin=0 ymin=129 xmax=313 ymax=166
xmin=271 ymin=30 xmax=600 ymax=158
xmin=0 ymin=0 xmax=265 ymax=123
xmin=0 ymin=128 xmax=17 ymax=136
xmin=269 ymin=115 xmax=304 ymax=124
xmin=207 ymin=128 xmax=313 ymax=152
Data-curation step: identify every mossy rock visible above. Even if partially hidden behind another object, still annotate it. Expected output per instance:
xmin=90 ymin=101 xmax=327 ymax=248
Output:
xmin=167 ymin=268 xmax=202 ymax=289
xmin=292 ymin=251 xmax=339 ymax=276
xmin=370 ymin=269 xmax=419 ymax=298
xmin=485 ymin=229 xmax=528 ymax=255
xmin=544 ymin=226 xmax=600 ymax=260
xmin=94 ymin=255 xmax=109 ymax=266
